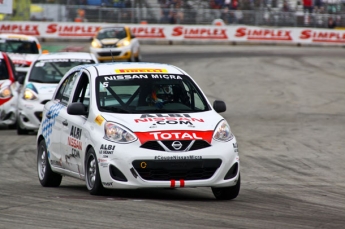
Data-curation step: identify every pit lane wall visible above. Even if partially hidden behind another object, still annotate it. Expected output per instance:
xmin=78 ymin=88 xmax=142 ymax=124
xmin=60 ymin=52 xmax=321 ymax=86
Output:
xmin=1 ymin=21 xmax=345 ymax=45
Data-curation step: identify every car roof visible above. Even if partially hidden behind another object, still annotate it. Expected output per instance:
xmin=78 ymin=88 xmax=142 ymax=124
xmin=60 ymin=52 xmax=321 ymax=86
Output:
xmin=82 ymin=62 xmax=187 ymax=78
xmin=0 ymin=33 xmax=40 ymax=42
xmin=36 ymin=52 xmax=96 ymax=60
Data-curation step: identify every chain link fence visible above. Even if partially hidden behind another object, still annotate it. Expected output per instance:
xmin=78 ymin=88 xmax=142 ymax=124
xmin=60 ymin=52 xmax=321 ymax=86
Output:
xmin=24 ymin=4 xmax=345 ymax=28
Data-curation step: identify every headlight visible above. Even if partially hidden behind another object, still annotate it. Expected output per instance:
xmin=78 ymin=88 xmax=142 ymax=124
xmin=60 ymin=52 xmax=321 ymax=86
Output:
xmin=117 ymin=39 xmax=130 ymax=47
xmin=213 ymin=120 xmax=234 ymax=142
xmin=104 ymin=122 xmax=137 ymax=143
xmin=23 ymin=88 xmax=38 ymax=100
xmin=91 ymin=40 xmax=101 ymax=48
xmin=0 ymin=86 xmax=12 ymax=98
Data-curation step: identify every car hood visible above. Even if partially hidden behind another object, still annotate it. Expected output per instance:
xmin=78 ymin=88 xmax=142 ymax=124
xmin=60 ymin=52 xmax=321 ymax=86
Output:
xmin=99 ymin=111 xmax=222 ymax=132
xmin=27 ymin=82 xmax=58 ymax=95
xmin=8 ymin=53 xmax=38 ymax=67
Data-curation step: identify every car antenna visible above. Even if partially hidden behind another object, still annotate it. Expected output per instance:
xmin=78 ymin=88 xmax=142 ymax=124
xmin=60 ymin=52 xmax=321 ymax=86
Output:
xmin=110 ymin=50 xmax=114 ymax=62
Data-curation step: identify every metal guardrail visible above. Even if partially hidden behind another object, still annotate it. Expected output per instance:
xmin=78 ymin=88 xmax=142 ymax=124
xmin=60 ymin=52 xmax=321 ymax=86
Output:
xmin=28 ymin=5 xmax=345 ymax=28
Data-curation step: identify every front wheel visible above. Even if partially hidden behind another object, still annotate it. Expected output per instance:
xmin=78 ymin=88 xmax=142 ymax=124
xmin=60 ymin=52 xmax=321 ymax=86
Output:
xmin=37 ymin=139 xmax=62 ymax=187
xmin=211 ymin=174 xmax=241 ymax=200
xmin=85 ymin=147 xmax=106 ymax=195
xmin=17 ymin=121 xmax=29 ymax=135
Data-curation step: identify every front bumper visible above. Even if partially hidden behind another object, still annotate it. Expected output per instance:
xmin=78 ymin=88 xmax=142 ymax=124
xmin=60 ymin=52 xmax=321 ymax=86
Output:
xmin=97 ymin=139 xmax=240 ymax=189
xmin=0 ymin=97 xmax=17 ymax=125
xmin=17 ymin=99 xmax=44 ymax=130
xmin=90 ymin=46 xmax=132 ymax=61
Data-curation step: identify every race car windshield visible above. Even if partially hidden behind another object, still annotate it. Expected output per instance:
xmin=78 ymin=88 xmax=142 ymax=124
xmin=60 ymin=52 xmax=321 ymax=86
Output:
xmin=0 ymin=40 xmax=39 ymax=54
xmin=96 ymin=74 xmax=211 ymax=113
xmin=29 ymin=59 xmax=95 ymax=84
xmin=96 ymin=28 xmax=127 ymax=40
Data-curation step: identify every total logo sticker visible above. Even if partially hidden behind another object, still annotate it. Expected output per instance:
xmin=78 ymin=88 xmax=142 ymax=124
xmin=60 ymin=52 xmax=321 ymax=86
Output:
xmin=135 ymin=130 xmax=214 ymax=144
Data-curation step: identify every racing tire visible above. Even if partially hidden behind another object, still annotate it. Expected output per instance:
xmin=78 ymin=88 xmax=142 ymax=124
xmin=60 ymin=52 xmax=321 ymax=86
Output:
xmin=37 ymin=139 xmax=62 ymax=187
xmin=211 ymin=174 xmax=241 ymax=200
xmin=85 ymin=147 xmax=106 ymax=195
xmin=17 ymin=122 xmax=29 ymax=135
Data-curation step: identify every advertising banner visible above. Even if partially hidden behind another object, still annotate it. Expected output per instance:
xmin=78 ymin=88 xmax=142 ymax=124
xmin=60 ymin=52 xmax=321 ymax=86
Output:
xmin=0 ymin=21 xmax=344 ymax=45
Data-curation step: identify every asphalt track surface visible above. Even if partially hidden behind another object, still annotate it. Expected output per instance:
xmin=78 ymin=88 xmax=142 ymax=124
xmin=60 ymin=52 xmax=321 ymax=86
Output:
xmin=1 ymin=43 xmax=345 ymax=229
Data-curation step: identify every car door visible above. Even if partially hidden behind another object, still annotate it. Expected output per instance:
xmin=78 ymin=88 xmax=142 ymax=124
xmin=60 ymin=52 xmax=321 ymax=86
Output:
xmin=42 ymin=71 xmax=79 ymax=168
xmin=60 ymin=71 xmax=90 ymax=176
xmin=50 ymin=71 xmax=81 ymax=171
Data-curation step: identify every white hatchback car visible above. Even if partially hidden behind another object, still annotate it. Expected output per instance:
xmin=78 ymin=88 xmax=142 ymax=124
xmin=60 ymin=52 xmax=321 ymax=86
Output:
xmin=36 ymin=62 xmax=240 ymax=200
xmin=17 ymin=52 xmax=98 ymax=134
xmin=0 ymin=34 xmax=43 ymax=78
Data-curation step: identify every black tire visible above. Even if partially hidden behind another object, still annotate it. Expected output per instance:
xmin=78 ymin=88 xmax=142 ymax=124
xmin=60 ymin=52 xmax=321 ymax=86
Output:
xmin=37 ymin=139 xmax=62 ymax=187
xmin=211 ymin=174 xmax=241 ymax=200
xmin=17 ymin=121 xmax=29 ymax=135
xmin=85 ymin=147 xmax=106 ymax=195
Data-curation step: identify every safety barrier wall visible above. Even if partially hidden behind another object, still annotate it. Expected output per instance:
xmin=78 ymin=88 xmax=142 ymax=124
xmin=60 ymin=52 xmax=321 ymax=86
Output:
xmin=1 ymin=21 xmax=345 ymax=45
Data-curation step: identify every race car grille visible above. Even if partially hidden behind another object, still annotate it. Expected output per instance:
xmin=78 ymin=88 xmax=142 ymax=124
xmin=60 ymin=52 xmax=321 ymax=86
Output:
xmin=132 ymin=159 xmax=222 ymax=181
xmin=140 ymin=140 xmax=211 ymax=152
xmin=34 ymin=112 xmax=43 ymax=122
xmin=102 ymin=44 xmax=118 ymax=48
xmin=98 ymin=51 xmax=121 ymax=57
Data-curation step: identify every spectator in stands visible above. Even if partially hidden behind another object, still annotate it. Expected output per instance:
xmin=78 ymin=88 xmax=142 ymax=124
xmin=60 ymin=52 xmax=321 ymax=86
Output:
xmin=159 ymin=0 xmax=171 ymax=23
xmin=74 ymin=9 xmax=88 ymax=22
xmin=328 ymin=16 xmax=337 ymax=28
xmin=281 ymin=0 xmax=291 ymax=12
xmin=234 ymin=7 xmax=243 ymax=24
xmin=303 ymin=0 xmax=313 ymax=13
xmin=210 ymin=0 xmax=223 ymax=9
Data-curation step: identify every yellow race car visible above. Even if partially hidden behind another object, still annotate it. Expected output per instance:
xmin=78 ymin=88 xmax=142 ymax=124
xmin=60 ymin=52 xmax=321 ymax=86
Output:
xmin=90 ymin=26 xmax=141 ymax=63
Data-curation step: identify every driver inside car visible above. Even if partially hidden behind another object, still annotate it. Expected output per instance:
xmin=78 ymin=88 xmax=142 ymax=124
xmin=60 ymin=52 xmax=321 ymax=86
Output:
xmin=145 ymin=83 xmax=191 ymax=109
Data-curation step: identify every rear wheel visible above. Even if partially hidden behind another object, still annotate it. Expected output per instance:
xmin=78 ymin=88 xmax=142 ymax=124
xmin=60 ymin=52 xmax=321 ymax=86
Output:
xmin=37 ymin=139 xmax=62 ymax=187
xmin=211 ymin=174 xmax=241 ymax=200
xmin=85 ymin=147 xmax=106 ymax=195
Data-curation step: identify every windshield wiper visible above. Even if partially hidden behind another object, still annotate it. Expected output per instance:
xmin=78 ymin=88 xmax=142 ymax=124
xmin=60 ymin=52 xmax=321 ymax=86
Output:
xmin=101 ymin=106 xmax=131 ymax=113
xmin=139 ymin=109 xmax=191 ymax=113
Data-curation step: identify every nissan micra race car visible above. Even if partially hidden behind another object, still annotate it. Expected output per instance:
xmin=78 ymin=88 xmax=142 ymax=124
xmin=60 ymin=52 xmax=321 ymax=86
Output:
xmin=0 ymin=34 xmax=43 ymax=78
xmin=0 ymin=51 xmax=19 ymax=127
xmin=17 ymin=52 xmax=98 ymax=134
xmin=90 ymin=26 xmax=141 ymax=63
xmin=36 ymin=63 xmax=240 ymax=200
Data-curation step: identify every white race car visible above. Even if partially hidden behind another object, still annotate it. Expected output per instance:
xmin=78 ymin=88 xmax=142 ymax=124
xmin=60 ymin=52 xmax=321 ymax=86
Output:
xmin=36 ymin=62 xmax=240 ymax=200
xmin=0 ymin=34 xmax=43 ymax=78
xmin=17 ymin=52 xmax=98 ymax=134
xmin=0 ymin=51 xmax=19 ymax=127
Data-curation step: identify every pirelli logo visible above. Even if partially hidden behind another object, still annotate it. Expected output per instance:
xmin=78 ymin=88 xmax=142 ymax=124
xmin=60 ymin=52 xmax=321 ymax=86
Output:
xmin=115 ymin=68 xmax=168 ymax=73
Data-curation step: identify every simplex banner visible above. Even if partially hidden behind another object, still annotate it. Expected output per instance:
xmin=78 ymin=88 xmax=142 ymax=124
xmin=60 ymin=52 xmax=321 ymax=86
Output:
xmin=1 ymin=21 xmax=345 ymax=45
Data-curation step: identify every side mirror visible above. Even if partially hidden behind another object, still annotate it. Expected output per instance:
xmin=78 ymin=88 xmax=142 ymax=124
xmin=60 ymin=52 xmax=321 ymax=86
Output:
xmin=213 ymin=100 xmax=226 ymax=113
xmin=18 ymin=75 xmax=25 ymax=85
xmin=67 ymin=102 xmax=88 ymax=116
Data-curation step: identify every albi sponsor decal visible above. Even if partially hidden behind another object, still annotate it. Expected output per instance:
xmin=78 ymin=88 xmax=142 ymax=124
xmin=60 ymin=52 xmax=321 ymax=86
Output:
xmin=235 ymin=27 xmax=292 ymax=41
xmin=134 ymin=114 xmax=204 ymax=125
xmin=300 ymin=29 xmax=345 ymax=43
xmin=172 ymin=26 xmax=228 ymax=39
xmin=99 ymin=144 xmax=115 ymax=155
xmin=68 ymin=125 xmax=82 ymax=150
xmin=0 ymin=24 xmax=40 ymax=36
xmin=46 ymin=23 xmax=101 ymax=37
xmin=135 ymin=130 xmax=214 ymax=144
xmin=130 ymin=27 xmax=165 ymax=38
